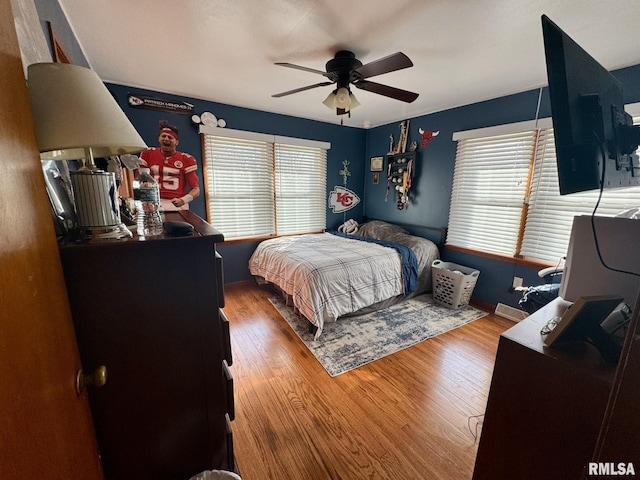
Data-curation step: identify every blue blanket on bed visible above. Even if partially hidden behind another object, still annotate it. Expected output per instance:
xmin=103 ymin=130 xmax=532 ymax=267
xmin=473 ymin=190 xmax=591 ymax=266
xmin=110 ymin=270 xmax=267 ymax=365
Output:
xmin=331 ymin=231 xmax=419 ymax=295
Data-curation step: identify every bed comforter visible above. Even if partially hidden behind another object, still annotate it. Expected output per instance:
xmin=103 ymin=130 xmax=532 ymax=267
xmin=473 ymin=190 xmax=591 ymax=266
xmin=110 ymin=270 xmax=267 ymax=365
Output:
xmin=249 ymin=222 xmax=439 ymax=338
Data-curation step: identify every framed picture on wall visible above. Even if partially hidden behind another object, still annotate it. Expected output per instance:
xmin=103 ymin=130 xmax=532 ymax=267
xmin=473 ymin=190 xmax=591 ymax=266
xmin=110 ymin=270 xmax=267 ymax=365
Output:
xmin=370 ymin=156 xmax=384 ymax=172
xmin=373 ymin=173 xmax=380 ymax=184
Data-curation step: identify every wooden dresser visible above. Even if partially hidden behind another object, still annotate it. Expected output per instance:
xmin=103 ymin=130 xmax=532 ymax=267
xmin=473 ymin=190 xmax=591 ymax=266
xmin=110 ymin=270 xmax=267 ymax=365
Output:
xmin=473 ymin=298 xmax=617 ymax=480
xmin=59 ymin=211 xmax=235 ymax=479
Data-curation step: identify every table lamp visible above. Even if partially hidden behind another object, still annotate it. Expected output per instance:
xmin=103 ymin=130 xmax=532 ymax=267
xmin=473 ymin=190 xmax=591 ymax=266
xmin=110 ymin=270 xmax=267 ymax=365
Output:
xmin=27 ymin=62 xmax=147 ymax=239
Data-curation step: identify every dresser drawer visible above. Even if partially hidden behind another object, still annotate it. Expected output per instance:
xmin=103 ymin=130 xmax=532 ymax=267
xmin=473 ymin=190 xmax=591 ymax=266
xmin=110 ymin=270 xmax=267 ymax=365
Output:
xmin=215 ymin=252 xmax=225 ymax=308
xmin=223 ymin=360 xmax=235 ymax=421
xmin=225 ymin=413 xmax=235 ymax=471
xmin=220 ymin=309 xmax=233 ymax=366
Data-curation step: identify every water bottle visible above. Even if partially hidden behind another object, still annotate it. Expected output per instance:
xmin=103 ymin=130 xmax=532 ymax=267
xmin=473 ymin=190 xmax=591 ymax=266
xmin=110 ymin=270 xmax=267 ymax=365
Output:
xmin=133 ymin=167 xmax=163 ymax=237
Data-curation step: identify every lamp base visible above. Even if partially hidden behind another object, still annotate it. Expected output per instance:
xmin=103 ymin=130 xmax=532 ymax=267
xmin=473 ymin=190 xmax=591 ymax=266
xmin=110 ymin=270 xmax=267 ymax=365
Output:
xmin=78 ymin=223 xmax=133 ymax=240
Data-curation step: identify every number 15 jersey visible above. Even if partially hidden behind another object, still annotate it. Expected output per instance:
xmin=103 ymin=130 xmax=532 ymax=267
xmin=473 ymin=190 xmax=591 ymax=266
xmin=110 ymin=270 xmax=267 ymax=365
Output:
xmin=139 ymin=148 xmax=199 ymax=200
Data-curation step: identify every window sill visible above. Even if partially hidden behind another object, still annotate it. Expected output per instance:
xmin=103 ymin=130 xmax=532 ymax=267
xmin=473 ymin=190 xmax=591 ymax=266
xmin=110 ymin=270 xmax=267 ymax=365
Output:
xmin=444 ymin=244 xmax=558 ymax=270
xmin=220 ymin=234 xmax=276 ymax=246
xmin=220 ymin=229 xmax=325 ymax=246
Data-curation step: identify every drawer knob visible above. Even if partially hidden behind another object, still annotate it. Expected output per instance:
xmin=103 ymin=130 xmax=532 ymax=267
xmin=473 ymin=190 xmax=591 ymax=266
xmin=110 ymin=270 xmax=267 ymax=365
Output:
xmin=75 ymin=365 xmax=108 ymax=395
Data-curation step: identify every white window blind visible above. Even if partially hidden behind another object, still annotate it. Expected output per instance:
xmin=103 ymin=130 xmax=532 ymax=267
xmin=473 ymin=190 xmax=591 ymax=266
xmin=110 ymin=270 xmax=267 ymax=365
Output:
xmin=447 ymin=131 xmax=535 ymax=255
xmin=449 ymin=112 xmax=640 ymax=263
xmin=522 ymin=116 xmax=640 ymax=262
xmin=202 ymin=128 xmax=328 ymax=240
xmin=203 ymin=136 xmax=275 ymax=239
xmin=274 ymin=143 xmax=327 ymax=235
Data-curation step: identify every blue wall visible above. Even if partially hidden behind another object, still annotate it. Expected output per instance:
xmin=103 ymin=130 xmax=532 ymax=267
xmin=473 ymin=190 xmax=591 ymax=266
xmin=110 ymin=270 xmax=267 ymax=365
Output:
xmin=35 ymin=0 xmax=640 ymax=306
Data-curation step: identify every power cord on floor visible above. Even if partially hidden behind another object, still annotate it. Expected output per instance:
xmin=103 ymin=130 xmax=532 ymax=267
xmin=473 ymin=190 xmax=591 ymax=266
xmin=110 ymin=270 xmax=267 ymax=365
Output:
xmin=467 ymin=414 xmax=485 ymax=444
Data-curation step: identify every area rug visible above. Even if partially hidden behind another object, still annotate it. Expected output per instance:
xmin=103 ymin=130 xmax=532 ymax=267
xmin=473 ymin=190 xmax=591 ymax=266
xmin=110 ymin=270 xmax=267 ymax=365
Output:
xmin=269 ymin=294 xmax=488 ymax=376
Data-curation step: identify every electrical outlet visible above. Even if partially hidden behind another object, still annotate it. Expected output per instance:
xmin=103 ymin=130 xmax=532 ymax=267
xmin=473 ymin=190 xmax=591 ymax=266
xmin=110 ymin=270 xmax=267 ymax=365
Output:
xmin=512 ymin=276 xmax=523 ymax=288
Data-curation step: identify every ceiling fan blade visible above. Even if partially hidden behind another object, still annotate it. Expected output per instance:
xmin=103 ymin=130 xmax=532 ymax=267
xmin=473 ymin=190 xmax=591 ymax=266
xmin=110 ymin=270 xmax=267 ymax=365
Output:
xmin=354 ymin=52 xmax=414 ymax=79
xmin=275 ymin=62 xmax=329 ymax=77
xmin=272 ymin=81 xmax=333 ymax=98
xmin=355 ymin=80 xmax=419 ymax=103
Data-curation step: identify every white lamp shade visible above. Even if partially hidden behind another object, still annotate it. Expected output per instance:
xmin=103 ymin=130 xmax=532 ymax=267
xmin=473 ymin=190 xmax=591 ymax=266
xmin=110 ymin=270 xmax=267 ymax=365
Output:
xmin=322 ymin=91 xmax=337 ymax=109
xmin=322 ymin=88 xmax=360 ymax=113
xmin=334 ymin=87 xmax=351 ymax=109
xmin=27 ymin=62 xmax=147 ymax=160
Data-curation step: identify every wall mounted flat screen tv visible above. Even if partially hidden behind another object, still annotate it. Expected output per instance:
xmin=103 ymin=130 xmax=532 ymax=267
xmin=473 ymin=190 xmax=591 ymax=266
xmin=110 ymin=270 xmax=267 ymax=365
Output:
xmin=542 ymin=14 xmax=640 ymax=195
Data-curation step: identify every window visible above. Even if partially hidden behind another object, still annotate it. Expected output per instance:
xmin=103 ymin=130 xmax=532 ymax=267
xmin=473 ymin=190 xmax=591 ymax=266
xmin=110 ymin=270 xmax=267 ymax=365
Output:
xmin=274 ymin=143 xmax=327 ymax=235
xmin=201 ymin=126 xmax=329 ymax=240
xmin=448 ymin=112 xmax=640 ymax=263
xmin=447 ymin=129 xmax=535 ymax=256
xmin=521 ymin=127 xmax=640 ymax=261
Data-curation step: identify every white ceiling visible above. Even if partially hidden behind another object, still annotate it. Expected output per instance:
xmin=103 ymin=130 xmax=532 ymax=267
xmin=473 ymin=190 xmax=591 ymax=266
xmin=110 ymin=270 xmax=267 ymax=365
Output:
xmin=58 ymin=0 xmax=640 ymax=129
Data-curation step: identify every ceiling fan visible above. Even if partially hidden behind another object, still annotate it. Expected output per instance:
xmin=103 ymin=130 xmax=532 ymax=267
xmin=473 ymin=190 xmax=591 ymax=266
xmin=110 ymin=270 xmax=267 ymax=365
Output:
xmin=272 ymin=50 xmax=419 ymax=115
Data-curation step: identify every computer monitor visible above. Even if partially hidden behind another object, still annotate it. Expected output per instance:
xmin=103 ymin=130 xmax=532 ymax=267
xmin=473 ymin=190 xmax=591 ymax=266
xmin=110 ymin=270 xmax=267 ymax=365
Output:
xmin=542 ymin=14 xmax=640 ymax=195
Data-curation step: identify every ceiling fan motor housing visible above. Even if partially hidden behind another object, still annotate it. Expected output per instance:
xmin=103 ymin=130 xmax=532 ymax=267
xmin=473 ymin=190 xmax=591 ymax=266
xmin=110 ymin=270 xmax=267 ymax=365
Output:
xmin=325 ymin=51 xmax=362 ymax=87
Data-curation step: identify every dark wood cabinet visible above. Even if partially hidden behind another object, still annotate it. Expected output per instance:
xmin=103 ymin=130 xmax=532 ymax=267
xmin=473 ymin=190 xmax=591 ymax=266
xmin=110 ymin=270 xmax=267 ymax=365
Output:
xmin=473 ymin=298 xmax=617 ymax=480
xmin=59 ymin=211 xmax=234 ymax=479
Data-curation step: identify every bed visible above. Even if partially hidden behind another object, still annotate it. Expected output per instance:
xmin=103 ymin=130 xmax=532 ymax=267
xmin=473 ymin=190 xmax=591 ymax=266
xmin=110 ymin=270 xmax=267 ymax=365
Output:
xmin=248 ymin=220 xmax=440 ymax=338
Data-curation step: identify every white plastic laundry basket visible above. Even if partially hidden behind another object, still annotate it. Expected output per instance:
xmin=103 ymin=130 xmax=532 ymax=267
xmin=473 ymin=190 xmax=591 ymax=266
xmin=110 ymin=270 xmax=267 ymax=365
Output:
xmin=432 ymin=260 xmax=480 ymax=309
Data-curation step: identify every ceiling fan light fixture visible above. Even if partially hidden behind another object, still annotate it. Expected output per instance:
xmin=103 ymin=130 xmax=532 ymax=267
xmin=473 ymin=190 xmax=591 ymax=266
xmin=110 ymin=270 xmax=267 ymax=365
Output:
xmin=323 ymin=89 xmax=359 ymax=115
xmin=322 ymin=91 xmax=337 ymax=109
xmin=334 ymin=87 xmax=351 ymax=109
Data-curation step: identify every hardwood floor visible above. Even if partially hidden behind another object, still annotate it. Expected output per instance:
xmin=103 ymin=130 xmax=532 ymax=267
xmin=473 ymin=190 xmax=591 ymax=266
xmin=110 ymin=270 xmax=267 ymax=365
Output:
xmin=224 ymin=281 xmax=514 ymax=480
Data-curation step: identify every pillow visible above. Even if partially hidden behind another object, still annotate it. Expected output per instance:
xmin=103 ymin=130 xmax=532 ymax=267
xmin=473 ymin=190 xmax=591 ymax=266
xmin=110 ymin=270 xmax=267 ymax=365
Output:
xmin=358 ymin=220 xmax=408 ymax=240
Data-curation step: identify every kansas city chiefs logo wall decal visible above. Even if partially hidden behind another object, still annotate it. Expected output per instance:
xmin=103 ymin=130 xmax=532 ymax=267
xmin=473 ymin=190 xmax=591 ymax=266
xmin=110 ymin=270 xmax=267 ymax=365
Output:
xmin=328 ymin=186 xmax=360 ymax=213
